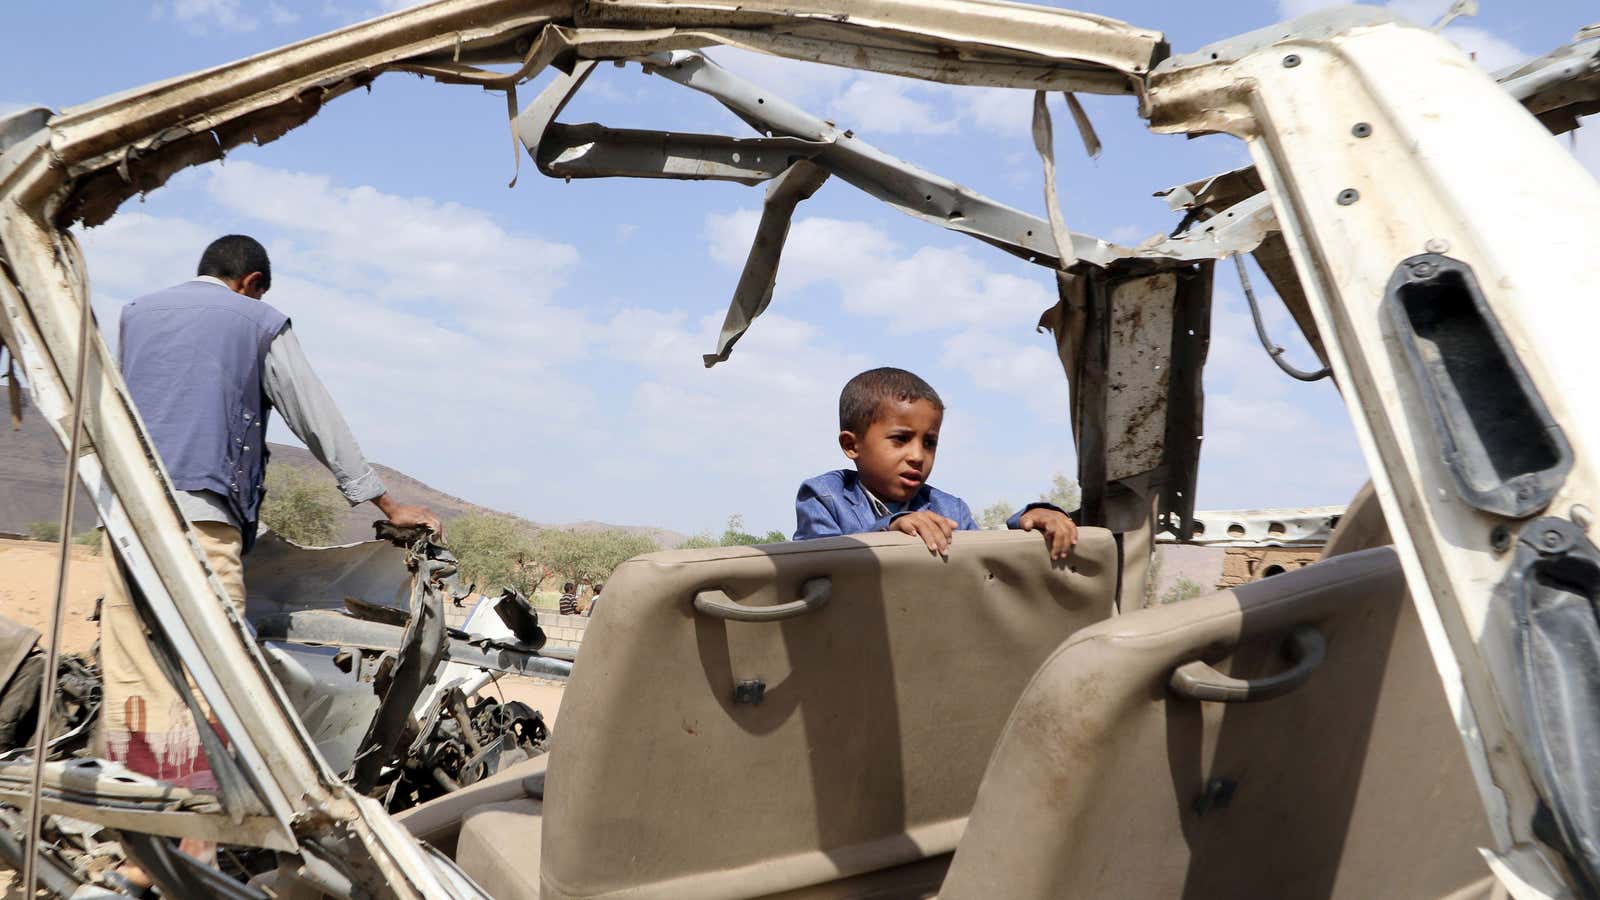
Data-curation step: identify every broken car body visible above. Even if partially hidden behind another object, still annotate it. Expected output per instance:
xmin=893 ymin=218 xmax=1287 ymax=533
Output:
xmin=2 ymin=1 xmax=1599 ymax=896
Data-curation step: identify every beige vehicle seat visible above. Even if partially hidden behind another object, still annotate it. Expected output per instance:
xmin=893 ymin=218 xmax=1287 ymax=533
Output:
xmin=939 ymin=544 xmax=1497 ymax=899
xmin=443 ymin=529 xmax=1120 ymax=900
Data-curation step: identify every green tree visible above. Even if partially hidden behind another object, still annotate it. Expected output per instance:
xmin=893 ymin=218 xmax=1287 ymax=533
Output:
xmin=25 ymin=521 xmax=60 ymax=542
xmin=1040 ymin=473 xmax=1082 ymax=513
xmin=1143 ymin=545 xmax=1164 ymax=608
xmin=979 ymin=500 xmax=1013 ymax=530
xmin=1160 ymin=577 xmax=1205 ymax=606
xmin=449 ymin=513 xmax=541 ymax=595
xmin=679 ymin=516 xmax=788 ymax=548
xmin=534 ymin=528 xmax=658 ymax=588
xmin=260 ymin=466 xmax=341 ymax=546
xmin=73 ymin=530 xmax=101 ymax=555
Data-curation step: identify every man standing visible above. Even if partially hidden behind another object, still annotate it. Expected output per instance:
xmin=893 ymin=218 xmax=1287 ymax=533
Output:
xmin=99 ymin=234 xmax=441 ymax=791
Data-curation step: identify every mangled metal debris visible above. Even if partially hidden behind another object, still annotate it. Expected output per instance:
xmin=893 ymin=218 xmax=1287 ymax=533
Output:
xmin=1 ymin=1 xmax=1599 ymax=897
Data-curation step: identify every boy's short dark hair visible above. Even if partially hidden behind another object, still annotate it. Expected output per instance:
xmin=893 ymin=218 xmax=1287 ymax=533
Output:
xmin=839 ymin=367 xmax=944 ymax=434
xmin=562 ymin=582 xmax=575 ymax=593
xmin=197 ymin=234 xmax=271 ymax=291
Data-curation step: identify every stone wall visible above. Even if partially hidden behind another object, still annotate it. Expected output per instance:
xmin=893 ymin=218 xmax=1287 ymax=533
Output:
xmin=542 ymin=613 xmax=590 ymax=651
xmin=1217 ymin=547 xmax=1323 ymax=588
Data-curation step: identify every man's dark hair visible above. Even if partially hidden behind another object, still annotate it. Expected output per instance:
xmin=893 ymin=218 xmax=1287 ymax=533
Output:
xmin=839 ymin=367 xmax=944 ymax=434
xmin=197 ymin=234 xmax=271 ymax=291
xmin=562 ymin=582 xmax=575 ymax=593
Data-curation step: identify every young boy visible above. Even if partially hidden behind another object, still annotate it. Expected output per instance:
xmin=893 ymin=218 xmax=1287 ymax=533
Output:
xmin=794 ymin=367 xmax=1078 ymax=560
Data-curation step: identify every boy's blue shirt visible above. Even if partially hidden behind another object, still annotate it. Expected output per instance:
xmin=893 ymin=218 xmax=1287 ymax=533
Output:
xmin=793 ymin=469 xmax=1056 ymax=540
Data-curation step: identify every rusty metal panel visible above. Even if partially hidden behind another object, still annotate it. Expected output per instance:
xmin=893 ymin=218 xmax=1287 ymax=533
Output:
xmin=1104 ymin=272 xmax=1175 ymax=481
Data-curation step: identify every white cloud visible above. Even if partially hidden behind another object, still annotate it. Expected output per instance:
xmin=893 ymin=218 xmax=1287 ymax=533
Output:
xmin=205 ymin=161 xmax=586 ymax=357
xmin=707 ymin=48 xmax=999 ymax=138
xmin=1275 ymin=0 xmax=1528 ymax=71
xmin=956 ymin=87 xmax=1033 ymax=138
xmin=1107 ymin=224 xmax=1150 ymax=246
xmin=704 ymin=209 xmax=1053 ymax=333
xmin=941 ymin=330 xmax=1068 ymax=423
xmin=161 ymin=0 xmax=260 ymax=32
xmin=266 ymin=3 xmax=301 ymax=26
xmin=831 ymin=76 xmax=959 ymax=136
xmin=76 ymin=163 xmax=615 ymax=523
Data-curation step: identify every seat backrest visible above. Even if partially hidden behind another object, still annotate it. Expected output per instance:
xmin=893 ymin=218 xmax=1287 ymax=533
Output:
xmin=941 ymin=546 xmax=1495 ymax=900
xmin=540 ymin=529 xmax=1121 ymax=899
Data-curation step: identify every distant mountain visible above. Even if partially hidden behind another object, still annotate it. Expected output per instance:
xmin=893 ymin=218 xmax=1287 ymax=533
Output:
xmin=0 ymin=394 xmax=685 ymax=547
xmin=0 ymin=395 xmax=98 ymax=536
xmin=268 ymin=444 xmax=686 ymax=547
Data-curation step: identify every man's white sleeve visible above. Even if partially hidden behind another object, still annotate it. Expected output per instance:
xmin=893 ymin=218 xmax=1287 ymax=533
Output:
xmin=261 ymin=325 xmax=386 ymax=505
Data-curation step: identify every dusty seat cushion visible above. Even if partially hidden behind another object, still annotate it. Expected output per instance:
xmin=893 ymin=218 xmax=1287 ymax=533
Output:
xmin=456 ymin=797 xmax=544 ymax=900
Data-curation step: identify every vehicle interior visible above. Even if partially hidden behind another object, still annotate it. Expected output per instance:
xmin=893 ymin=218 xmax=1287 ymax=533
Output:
xmin=5 ymin=1 xmax=1599 ymax=897
xmin=373 ymin=486 xmax=1495 ymax=899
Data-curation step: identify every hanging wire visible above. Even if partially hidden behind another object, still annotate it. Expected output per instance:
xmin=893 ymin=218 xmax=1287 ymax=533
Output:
xmin=23 ymin=233 xmax=95 ymax=898
xmin=1233 ymin=253 xmax=1332 ymax=382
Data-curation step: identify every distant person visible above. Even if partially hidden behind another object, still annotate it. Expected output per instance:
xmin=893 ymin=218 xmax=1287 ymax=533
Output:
xmin=100 ymin=235 xmax=442 ymax=881
xmin=794 ymin=367 xmax=1077 ymax=559
xmin=586 ymin=582 xmax=604 ymax=617
xmin=560 ymin=582 xmax=580 ymax=615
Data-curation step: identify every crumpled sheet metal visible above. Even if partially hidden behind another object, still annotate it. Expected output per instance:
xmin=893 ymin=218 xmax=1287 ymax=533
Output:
xmin=574 ymin=0 xmax=1167 ymax=92
xmin=10 ymin=0 xmax=1165 ymax=231
xmin=244 ymin=529 xmax=416 ymax=622
xmin=518 ymin=51 xmax=1142 ymax=363
xmin=1495 ymin=24 xmax=1600 ymax=134
xmin=0 ymin=616 xmax=40 ymax=699
xmin=704 ymin=159 xmax=830 ymax=367
xmin=1166 ymin=506 xmax=1347 ymax=547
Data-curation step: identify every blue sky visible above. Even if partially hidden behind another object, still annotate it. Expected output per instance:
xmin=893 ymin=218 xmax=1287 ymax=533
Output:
xmin=3 ymin=1 xmax=1595 ymax=537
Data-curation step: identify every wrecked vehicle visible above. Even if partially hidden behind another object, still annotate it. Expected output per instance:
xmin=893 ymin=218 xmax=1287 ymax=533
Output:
xmin=2 ymin=1 xmax=1599 ymax=897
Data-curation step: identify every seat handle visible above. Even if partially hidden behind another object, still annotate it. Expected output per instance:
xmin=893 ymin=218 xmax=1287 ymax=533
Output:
xmin=1169 ymin=624 xmax=1326 ymax=702
xmin=693 ymin=577 xmax=831 ymax=622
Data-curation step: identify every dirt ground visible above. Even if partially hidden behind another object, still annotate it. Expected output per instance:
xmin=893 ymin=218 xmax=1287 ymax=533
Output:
xmin=0 ymin=538 xmax=104 ymax=655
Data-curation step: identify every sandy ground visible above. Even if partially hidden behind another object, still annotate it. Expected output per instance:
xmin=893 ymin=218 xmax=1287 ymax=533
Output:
xmin=0 ymin=538 xmax=104 ymax=655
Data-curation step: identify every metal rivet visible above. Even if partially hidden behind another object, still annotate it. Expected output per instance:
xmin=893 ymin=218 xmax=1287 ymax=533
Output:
xmin=1572 ymin=504 xmax=1594 ymax=529
xmin=1410 ymin=261 xmax=1438 ymax=279
xmin=1490 ymin=525 xmax=1512 ymax=554
xmin=1351 ymin=122 xmax=1372 ymax=138
xmin=1425 ymin=238 xmax=1450 ymax=254
xmin=1542 ymin=529 xmax=1564 ymax=550
xmin=1282 ymin=54 xmax=1302 ymax=68
xmin=1336 ymin=188 xmax=1360 ymax=205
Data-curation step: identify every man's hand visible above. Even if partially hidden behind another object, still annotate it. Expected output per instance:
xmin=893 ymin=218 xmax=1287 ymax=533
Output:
xmin=1018 ymin=507 xmax=1078 ymax=561
xmin=374 ymin=493 xmax=444 ymax=538
xmin=890 ymin=510 xmax=958 ymax=557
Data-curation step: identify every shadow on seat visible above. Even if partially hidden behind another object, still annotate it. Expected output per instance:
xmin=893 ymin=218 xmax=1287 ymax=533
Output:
xmin=939 ymin=545 xmax=1498 ymax=899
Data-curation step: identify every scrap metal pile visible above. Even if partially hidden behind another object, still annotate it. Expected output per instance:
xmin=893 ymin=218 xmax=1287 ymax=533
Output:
xmin=0 ymin=522 xmax=565 ymax=825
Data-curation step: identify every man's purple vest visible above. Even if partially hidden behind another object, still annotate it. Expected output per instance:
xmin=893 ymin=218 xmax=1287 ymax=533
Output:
xmin=119 ymin=280 xmax=288 ymax=548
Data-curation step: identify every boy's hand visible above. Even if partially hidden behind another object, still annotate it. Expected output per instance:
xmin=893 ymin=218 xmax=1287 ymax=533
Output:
xmin=1018 ymin=507 xmax=1078 ymax=561
xmin=890 ymin=510 xmax=958 ymax=557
